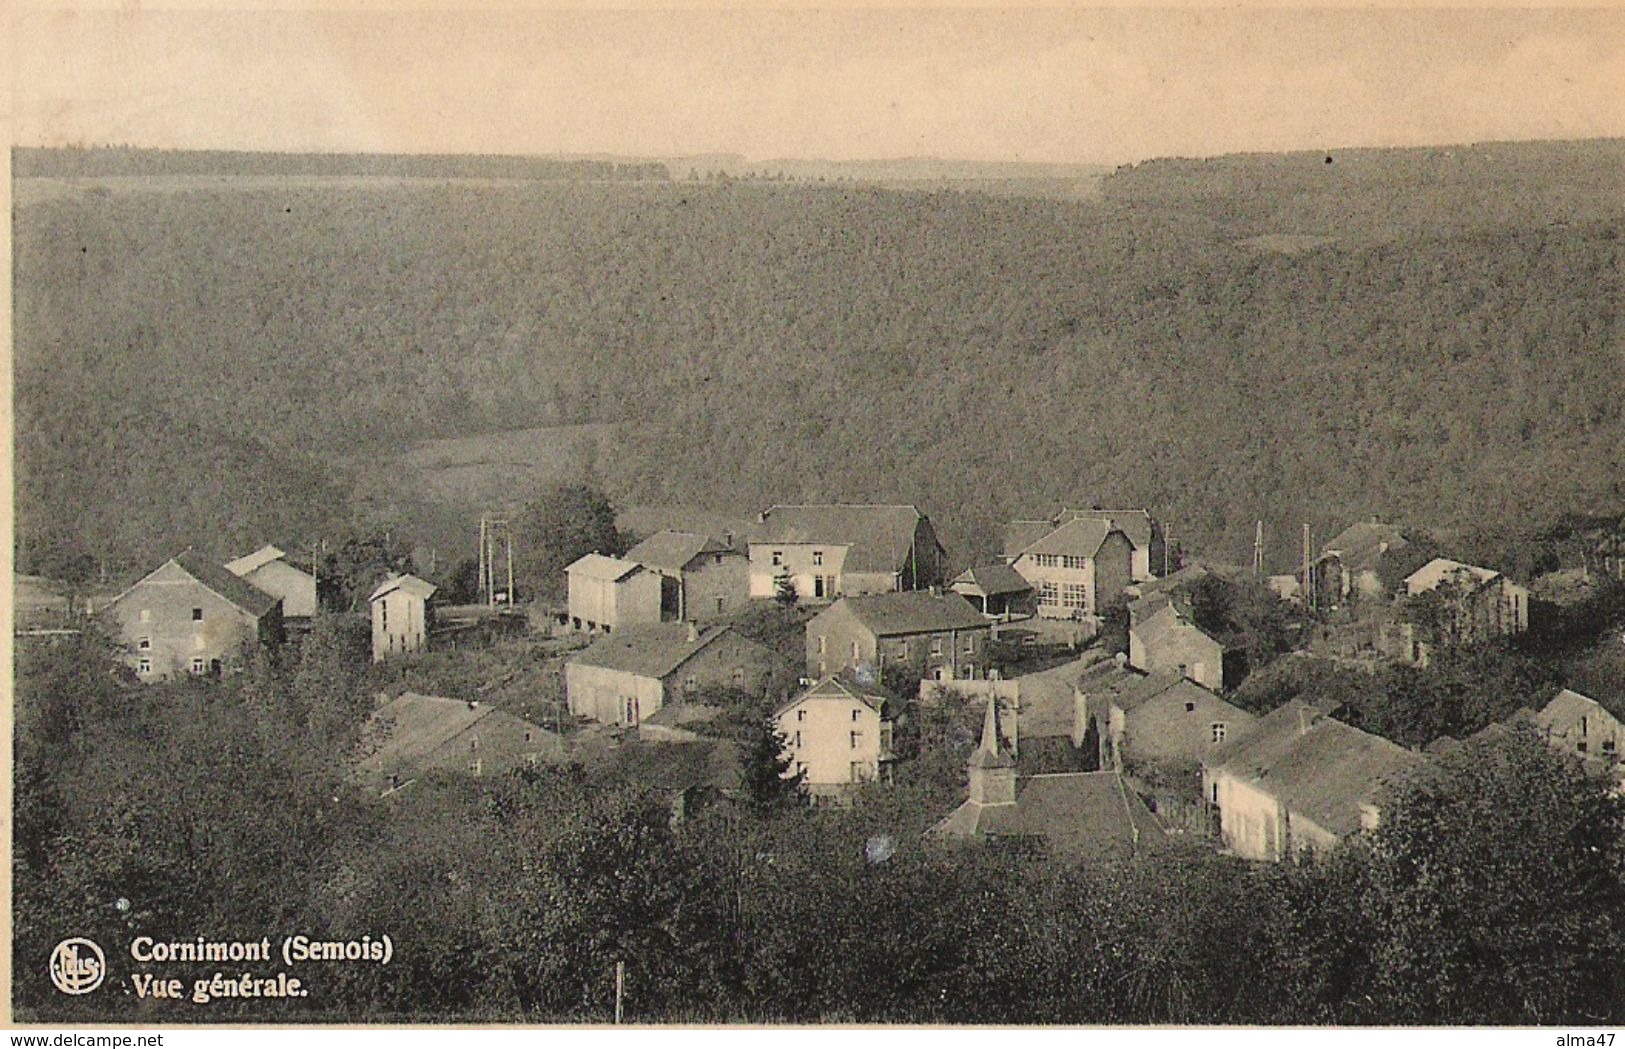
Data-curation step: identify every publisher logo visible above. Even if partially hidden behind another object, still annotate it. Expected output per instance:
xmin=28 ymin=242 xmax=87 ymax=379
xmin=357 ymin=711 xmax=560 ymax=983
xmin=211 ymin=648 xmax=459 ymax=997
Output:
xmin=49 ymin=938 xmax=106 ymax=995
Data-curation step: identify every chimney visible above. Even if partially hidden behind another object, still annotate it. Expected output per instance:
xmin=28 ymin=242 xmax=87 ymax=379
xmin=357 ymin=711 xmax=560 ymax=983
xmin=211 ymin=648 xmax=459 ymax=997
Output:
xmin=686 ymin=622 xmax=700 ymax=643
xmin=723 ymin=531 xmax=734 ymax=549
xmin=1177 ymin=662 xmax=1188 ymax=680
xmin=1114 ymin=651 xmax=1128 ymax=668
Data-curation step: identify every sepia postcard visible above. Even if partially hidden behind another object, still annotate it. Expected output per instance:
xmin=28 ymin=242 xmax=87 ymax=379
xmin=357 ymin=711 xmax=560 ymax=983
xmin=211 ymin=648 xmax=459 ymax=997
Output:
xmin=5 ymin=3 xmax=1625 ymax=1037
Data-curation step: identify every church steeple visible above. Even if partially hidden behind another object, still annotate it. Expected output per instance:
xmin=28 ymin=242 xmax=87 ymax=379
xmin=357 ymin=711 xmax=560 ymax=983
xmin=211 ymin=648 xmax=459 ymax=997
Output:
xmin=968 ymin=693 xmax=1017 ymax=806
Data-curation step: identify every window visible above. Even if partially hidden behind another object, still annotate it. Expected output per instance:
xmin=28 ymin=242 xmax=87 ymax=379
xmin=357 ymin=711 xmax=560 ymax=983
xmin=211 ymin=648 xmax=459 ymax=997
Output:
xmin=851 ymin=708 xmax=860 ymax=722
xmin=850 ymin=730 xmax=860 ymax=750
xmin=714 ymin=554 xmax=724 ymax=566
xmin=931 ymin=637 xmax=943 ymax=656
xmin=191 ymin=608 xmax=204 ymax=622
xmin=797 ymin=709 xmax=806 ymax=722
xmin=1211 ymin=723 xmax=1227 ymax=743
xmin=190 ymin=657 xmax=205 ymax=674
xmin=524 ymin=731 xmax=533 ymax=743
xmin=897 ymin=640 xmax=909 ymax=660
xmin=1603 ymin=739 xmax=1616 ymax=754
xmin=469 ymin=759 xmax=482 ymax=776
xmin=1040 ymin=582 xmax=1059 ymax=606
xmin=814 ymin=576 xmax=826 ymax=599
xmin=381 ymin=604 xmax=388 ymax=630
xmin=813 ymin=550 xmax=824 ymax=566
xmin=1211 ymin=783 xmax=1219 ymax=804
xmin=1580 ymin=716 xmax=1589 ymax=737
xmin=964 ymin=635 xmax=976 ymax=654
xmin=138 ymin=658 xmax=152 ymax=675
xmin=850 ymin=641 xmax=860 ymax=661
xmin=1062 ymin=583 xmax=1088 ymax=608
xmin=794 ymin=731 xmax=802 ymax=748
xmin=850 ymin=761 xmax=866 ymax=783
xmin=1578 ymin=742 xmax=1588 ymax=753
xmin=772 ymin=550 xmax=784 ymax=566
xmin=1185 ymin=702 xmax=1196 ymax=713
xmin=684 ymin=675 xmax=698 ymax=694
xmin=818 ymin=635 xmax=827 ymax=655
xmin=471 ymin=736 xmax=480 ymax=752
xmin=138 ymin=637 xmax=151 ymax=651
xmin=139 ymin=608 xmax=152 ymax=623
xmin=795 ymin=762 xmax=808 ymax=778
xmin=731 ymin=667 xmax=745 ymax=686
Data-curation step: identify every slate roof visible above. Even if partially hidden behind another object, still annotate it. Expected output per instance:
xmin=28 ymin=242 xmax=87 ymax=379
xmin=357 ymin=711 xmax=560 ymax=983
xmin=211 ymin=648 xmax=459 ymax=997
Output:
xmin=624 ymin=530 xmax=735 ymax=572
xmin=171 ymin=551 xmax=282 ymax=617
xmin=951 ymin=562 xmax=1033 ymax=596
xmin=1404 ymin=557 xmax=1501 ymax=595
xmin=932 ymin=771 xmax=1168 ymax=860
xmin=755 ymin=504 xmax=933 ymax=574
xmin=369 ymin=572 xmax=438 ymax=603
xmin=1208 ymin=702 xmax=1425 ymax=838
xmin=565 ymin=553 xmax=644 ymax=583
xmin=567 ymin=623 xmax=755 ymax=680
xmin=1057 ymin=508 xmax=1156 ymax=552
xmin=358 ymin=692 xmax=558 ymax=777
xmin=836 ymin=591 xmax=990 ymax=636
xmin=1532 ymin=688 xmax=1623 ymax=731
xmin=1318 ymin=519 xmax=1409 ymax=574
xmin=223 ymin=544 xmax=288 ymax=576
xmin=774 ymin=673 xmax=896 ymax=718
xmin=1011 ymin=656 xmax=1097 ymax=739
xmin=1132 ymin=601 xmax=1226 ymax=654
xmin=1003 ymin=520 xmax=1057 ymax=559
xmin=1015 ymin=517 xmax=1122 ymax=560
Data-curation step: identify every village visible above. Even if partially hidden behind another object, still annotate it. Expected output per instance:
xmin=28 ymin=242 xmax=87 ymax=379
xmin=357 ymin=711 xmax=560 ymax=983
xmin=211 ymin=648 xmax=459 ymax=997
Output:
xmin=18 ymin=498 xmax=1625 ymax=867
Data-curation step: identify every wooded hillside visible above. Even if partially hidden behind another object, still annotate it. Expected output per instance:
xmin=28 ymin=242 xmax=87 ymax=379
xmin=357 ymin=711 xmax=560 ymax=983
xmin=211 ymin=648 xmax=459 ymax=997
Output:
xmin=13 ymin=140 xmax=1623 ymax=573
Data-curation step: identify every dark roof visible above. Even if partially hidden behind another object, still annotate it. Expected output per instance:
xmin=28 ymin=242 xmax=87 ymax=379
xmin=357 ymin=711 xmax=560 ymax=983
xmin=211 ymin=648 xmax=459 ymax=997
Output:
xmin=774 ymin=673 xmax=896 ymax=718
xmin=755 ymin=504 xmax=933 ymax=574
xmin=951 ymin=562 xmax=1033 ymax=596
xmin=1057 ymin=508 xmax=1156 ymax=551
xmin=1012 ymin=655 xmax=1098 ymax=738
xmin=1016 ymin=517 xmax=1121 ymax=559
xmin=581 ymin=738 xmax=743 ymax=793
xmin=1003 ymin=520 xmax=1057 ymax=559
xmin=358 ymin=692 xmax=558 ymax=776
xmin=932 ymin=771 xmax=1169 ymax=860
xmin=1132 ymin=601 xmax=1226 ymax=655
xmin=1209 ymin=702 xmax=1425 ymax=838
xmin=1318 ymin=518 xmax=1410 ymax=574
xmin=565 ymin=553 xmax=645 ymax=583
xmin=369 ymin=573 xmax=438 ymax=602
xmin=568 ymin=623 xmax=772 ymax=680
xmin=171 ymin=551 xmax=281 ymax=617
xmin=833 ymin=591 xmax=990 ymax=636
xmin=624 ymin=530 xmax=735 ymax=572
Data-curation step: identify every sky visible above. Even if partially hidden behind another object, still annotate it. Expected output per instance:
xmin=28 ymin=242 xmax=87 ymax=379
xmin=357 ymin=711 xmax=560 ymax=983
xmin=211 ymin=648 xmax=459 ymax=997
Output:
xmin=9 ymin=6 xmax=1625 ymax=165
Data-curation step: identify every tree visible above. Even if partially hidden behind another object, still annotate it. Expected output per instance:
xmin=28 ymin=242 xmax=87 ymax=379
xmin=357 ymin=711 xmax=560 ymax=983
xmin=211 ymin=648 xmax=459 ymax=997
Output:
xmin=320 ymin=529 xmax=415 ymax=612
xmin=773 ymin=571 xmax=798 ymax=607
xmin=516 ymin=483 xmax=624 ymax=602
xmin=1360 ymin=724 xmax=1625 ymax=1023
xmin=739 ymin=718 xmax=804 ymax=812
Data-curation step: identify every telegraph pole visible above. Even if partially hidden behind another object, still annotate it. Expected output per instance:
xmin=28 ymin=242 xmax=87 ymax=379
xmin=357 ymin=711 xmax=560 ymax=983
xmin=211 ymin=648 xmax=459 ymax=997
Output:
xmin=1253 ymin=520 xmax=1264 ymax=577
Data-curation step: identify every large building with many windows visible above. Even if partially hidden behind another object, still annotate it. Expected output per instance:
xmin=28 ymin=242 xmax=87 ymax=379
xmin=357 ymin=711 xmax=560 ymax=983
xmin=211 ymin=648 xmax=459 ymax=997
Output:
xmin=1004 ymin=516 xmax=1135 ymax=622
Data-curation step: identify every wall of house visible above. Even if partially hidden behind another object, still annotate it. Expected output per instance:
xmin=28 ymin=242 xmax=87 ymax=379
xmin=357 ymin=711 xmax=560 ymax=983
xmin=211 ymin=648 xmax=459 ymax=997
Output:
xmin=806 ymin=603 xmax=877 ymax=678
xmin=1094 ymin=532 xmax=1135 ymax=610
xmin=1543 ymin=704 xmax=1625 ymax=764
xmin=748 ymin=543 xmax=850 ymax=601
xmin=565 ymin=662 xmax=665 ymax=725
xmin=663 ymin=631 xmax=794 ymax=702
xmin=1204 ymin=771 xmax=1287 ymax=862
xmin=1131 ymin=624 xmax=1225 ymax=691
xmin=568 ymin=568 xmax=661 ymax=632
xmin=898 ymin=517 xmax=948 ymax=592
xmin=372 ymin=591 xmax=431 ymax=661
xmin=1123 ymin=692 xmax=1250 ymax=768
xmin=777 ymin=696 xmax=889 ymax=790
xmin=680 ymin=553 xmax=750 ymax=621
xmin=103 ymin=566 xmax=273 ymax=680
xmin=1014 ymin=554 xmax=1097 ymax=620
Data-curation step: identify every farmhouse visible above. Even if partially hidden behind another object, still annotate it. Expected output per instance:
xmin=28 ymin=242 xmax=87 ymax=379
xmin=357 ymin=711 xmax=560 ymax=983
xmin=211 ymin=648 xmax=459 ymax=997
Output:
xmin=624 ymin=530 xmax=747 ymax=622
xmin=565 ymin=553 xmax=661 ymax=633
xmin=930 ymin=695 xmax=1168 ymax=860
xmin=748 ymin=504 xmax=947 ymax=602
xmin=775 ymin=674 xmax=899 ymax=796
xmin=370 ymin=573 xmax=437 ymax=661
xmin=565 ymin=623 xmax=793 ymax=727
xmin=1531 ymin=688 xmax=1623 ymax=772
xmin=224 ymin=544 xmax=318 ymax=622
xmin=1390 ymin=557 xmax=1530 ymax=666
xmin=99 ymin=551 xmax=283 ymax=680
xmin=805 ymin=591 xmax=991 ymax=682
xmin=1004 ymin=515 xmax=1135 ymax=623
xmin=358 ymin=691 xmax=560 ymax=794
xmin=1127 ymin=595 xmax=1233 ymax=691
xmin=1202 ymin=702 xmax=1424 ymax=862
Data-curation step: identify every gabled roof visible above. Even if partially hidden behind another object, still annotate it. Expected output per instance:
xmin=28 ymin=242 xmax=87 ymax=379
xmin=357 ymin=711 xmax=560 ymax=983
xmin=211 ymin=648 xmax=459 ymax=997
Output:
xmin=1003 ymin=520 xmax=1057 ymax=559
xmin=1015 ymin=517 xmax=1123 ymax=560
xmin=624 ymin=530 xmax=735 ymax=572
xmin=369 ymin=573 xmax=438 ymax=603
xmin=1057 ymin=508 xmax=1156 ymax=551
xmin=831 ymin=591 xmax=990 ymax=636
xmin=1208 ymin=702 xmax=1424 ymax=838
xmin=1404 ymin=557 xmax=1500 ymax=595
xmin=753 ymin=504 xmax=934 ymax=574
xmin=775 ymin=673 xmax=896 ymax=718
xmin=950 ymin=562 xmax=1033 ymax=596
xmin=1318 ymin=518 xmax=1409 ymax=574
xmin=223 ymin=544 xmax=288 ymax=576
xmin=568 ymin=623 xmax=766 ymax=681
xmin=358 ymin=692 xmax=557 ymax=776
xmin=969 ymin=692 xmax=1016 ymax=769
xmin=931 ymin=771 xmax=1168 ymax=860
xmin=565 ymin=553 xmax=644 ymax=583
xmin=105 ymin=551 xmax=282 ymax=619
xmin=1532 ymin=688 xmax=1622 ymax=731
xmin=1132 ymin=601 xmax=1226 ymax=654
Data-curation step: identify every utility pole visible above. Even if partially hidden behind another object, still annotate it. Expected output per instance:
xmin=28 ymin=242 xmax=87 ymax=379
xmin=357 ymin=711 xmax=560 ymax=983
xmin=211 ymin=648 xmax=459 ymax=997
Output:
xmin=1253 ymin=520 xmax=1264 ymax=577
xmin=505 ymin=530 xmax=515 ymax=607
xmin=1302 ymin=523 xmax=1315 ymax=612
xmin=613 ymin=960 xmax=625 ymax=1024
xmin=478 ymin=516 xmax=489 ymax=607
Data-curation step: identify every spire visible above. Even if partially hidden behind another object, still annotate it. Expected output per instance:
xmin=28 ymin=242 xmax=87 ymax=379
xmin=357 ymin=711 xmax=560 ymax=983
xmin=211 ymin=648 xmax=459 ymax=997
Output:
xmin=969 ymin=693 xmax=1015 ymax=769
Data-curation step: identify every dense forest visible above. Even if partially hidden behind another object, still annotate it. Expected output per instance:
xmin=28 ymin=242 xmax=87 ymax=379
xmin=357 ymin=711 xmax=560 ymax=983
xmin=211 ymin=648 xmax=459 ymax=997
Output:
xmin=12 ymin=139 xmax=1623 ymax=574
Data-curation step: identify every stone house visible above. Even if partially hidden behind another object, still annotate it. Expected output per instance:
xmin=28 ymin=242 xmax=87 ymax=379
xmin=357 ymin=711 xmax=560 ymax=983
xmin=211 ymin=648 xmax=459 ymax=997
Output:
xmin=623 ymin=530 xmax=747 ymax=622
xmin=358 ymin=691 xmax=561 ymax=794
xmin=775 ymin=674 xmax=898 ymax=796
xmin=98 ymin=551 xmax=284 ymax=680
xmin=1390 ymin=557 xmax=1530 ymax=666
xmin=805 ymin=591 xmax=992 ymax=682
xmin=1127 ymin=594 xmax=1234 ymax=691
xmin=564 ymin=553 xmax=662 ymax=633
xmin=1531 ymin=688 xmax=1623 ymax=772
xmin=1311 ymin=517 xmax=1410 ymax=607
xmin=1004 ymin=516 xmax=1135 ymax=623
